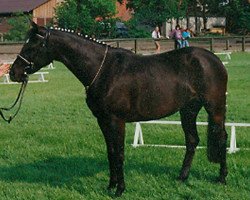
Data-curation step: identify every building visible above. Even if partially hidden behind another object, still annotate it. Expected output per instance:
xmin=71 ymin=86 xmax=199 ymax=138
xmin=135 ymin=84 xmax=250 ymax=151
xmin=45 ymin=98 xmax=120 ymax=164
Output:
xmin=163 ymin=17 xmax=226 ymax=37
xmin=0 ymin=0 xmax=63 ymax=35
xmin=116 ymin=0 xmax=131 ymax=21
xmin=33 ymin=0 xmax=64 ymax=25
xmin=0 ymin=0 xmax=130 ymax=40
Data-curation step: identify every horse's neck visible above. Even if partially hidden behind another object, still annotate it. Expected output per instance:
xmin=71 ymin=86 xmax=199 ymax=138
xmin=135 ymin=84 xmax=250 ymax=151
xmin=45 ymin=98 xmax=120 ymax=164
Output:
xmin=49 ymin=33 xmax=107 ymax=86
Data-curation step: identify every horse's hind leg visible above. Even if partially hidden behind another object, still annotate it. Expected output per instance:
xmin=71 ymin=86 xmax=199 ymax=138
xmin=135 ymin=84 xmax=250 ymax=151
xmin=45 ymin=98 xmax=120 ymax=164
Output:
xmin=178 ymin=100 xmax=202 ymax=181
xmin=204 ymin=100 xmax=228 ymax=184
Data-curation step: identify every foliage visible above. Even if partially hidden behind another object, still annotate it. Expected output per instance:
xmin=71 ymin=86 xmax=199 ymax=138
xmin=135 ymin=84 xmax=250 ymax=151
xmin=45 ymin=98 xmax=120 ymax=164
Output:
xmin=55 ymin=0 xmax=94 ymax=33
xmin=238 ymin=10 xmax=250 ymax=34
xmin=55 ymin=0 xmax=117 ymax=37
xmin=125 ymin=18 xmax=151 ymax=38
xmin=0 ymin=52 xmax=249 ymax=199
xmin=221 ymin=0 xmax=250 ymax=34
xmin=126 ymin=0 xmax=250 ymax=35
xmin=4 ymin=12 xmax=31 ymax=42
xmin=125 ymin=0 xmax=225 ymax=33
xmin=126 ymin=0 xmax=187 ymax=27
xmin=185 ymin=0 xmax=250 ymax=34
xmin=185 ymin=0 xmax=220 ymax=30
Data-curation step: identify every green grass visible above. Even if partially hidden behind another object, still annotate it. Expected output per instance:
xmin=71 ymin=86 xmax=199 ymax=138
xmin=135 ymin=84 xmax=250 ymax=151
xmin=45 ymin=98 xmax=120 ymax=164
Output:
xmin=0 ymin=52 xmax=249 ymax=199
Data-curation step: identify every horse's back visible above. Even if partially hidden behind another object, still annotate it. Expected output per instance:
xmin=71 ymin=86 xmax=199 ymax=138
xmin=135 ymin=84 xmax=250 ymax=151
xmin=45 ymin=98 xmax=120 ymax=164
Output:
xmin=135 ymin=47 xmax=228 ymax=94
xmin=155 ymin=47 xmax=228 ymax=95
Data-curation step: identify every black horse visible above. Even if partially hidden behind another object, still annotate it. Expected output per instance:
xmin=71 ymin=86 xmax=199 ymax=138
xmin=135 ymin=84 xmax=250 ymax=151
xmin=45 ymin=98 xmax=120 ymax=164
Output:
xmin=9 ymin=22 xmax=228 ymax=197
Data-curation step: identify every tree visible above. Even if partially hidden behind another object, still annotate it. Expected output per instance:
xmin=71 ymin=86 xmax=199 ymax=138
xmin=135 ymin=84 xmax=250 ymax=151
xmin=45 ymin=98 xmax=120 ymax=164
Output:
xmin=186 ymin=0 xmax=250 ymax=34
xmin=4 ymin=12 xmax=31 ymax=41
xmin=185 ymin=0 xmax=225 ymax=31
xmin=221 ymin=0 xmax=250 ymax=34
xmin=126 ymin=0 xmax=187 ymax=27
xmin=55 ymin=0 xmax=117 ymax=36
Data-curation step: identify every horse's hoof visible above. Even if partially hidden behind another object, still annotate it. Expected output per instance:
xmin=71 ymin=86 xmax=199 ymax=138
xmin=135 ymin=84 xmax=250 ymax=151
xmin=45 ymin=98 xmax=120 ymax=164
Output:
xmin=177 ymin=174 xmax=188 ymax=182
xmin=107 ymin=183 xmax=117 ymax=191
xmin=115 ymin=189 xmax=124 ymax=198
xmin=114 ymin=185 xmax=125 ymax=197
xmin=217 ymin=176 xmax=227 ymax=185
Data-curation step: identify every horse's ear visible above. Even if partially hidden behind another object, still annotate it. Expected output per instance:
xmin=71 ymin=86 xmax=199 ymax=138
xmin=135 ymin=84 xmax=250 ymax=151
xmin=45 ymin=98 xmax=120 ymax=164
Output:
xmin=29 ymin=20 xmax=38 ymax=32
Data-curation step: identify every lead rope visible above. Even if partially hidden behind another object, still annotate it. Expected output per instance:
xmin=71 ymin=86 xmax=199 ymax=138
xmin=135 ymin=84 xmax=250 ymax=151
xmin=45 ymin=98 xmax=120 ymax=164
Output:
xmin=0 ymin=80 xmax=28 ymax=123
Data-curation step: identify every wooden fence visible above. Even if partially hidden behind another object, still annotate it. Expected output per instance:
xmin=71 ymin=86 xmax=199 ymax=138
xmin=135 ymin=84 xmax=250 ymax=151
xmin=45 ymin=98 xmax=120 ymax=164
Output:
xmin=0 ymin=36 xmax=250 ymax=56
xmin=102 ymin=36 xmax=250 ymax=54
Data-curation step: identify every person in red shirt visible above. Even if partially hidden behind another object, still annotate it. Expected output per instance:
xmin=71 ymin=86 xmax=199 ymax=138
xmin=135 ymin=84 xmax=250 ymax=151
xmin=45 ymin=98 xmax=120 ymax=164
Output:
xmin=169 ymin=24 xmax=183 ymax=49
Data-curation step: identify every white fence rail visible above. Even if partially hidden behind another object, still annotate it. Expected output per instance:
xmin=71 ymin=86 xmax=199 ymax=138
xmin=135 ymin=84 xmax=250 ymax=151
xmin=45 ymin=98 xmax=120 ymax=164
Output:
xmin=214 ymin=52 xmax=231 ymax=65
xmin=0 ymin=61 xmax=53 ymax=84
xmin=133 ymin=121 xmax=250 ymax=153
xmin=0 ymin=72 xmax=49 ymax=84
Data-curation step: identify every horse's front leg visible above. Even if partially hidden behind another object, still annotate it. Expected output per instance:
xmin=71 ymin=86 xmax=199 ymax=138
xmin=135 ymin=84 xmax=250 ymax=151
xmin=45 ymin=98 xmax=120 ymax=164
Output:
xmin=97 ymin=118 xmax=117 ymax=190
xmin=111 ymin=117 xmax=126 ymax=197
xmin=97 ymin=117 xmax=126 ymax=197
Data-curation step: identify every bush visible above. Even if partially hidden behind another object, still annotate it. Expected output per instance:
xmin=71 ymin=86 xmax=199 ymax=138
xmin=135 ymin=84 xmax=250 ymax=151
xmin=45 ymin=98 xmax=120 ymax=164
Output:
xmin=125 ymin=18 xmax=151 ymax=38
xmin=55 ymin=0 xmax=117 ymax=38
xmin=4 ymin=12 xmax=31 ymax=42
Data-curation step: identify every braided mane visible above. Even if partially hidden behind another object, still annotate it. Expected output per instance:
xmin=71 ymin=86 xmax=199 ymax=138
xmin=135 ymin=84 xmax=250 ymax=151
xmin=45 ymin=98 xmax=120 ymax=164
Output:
xmin=49 ymin=27 xmax=110 ymax=47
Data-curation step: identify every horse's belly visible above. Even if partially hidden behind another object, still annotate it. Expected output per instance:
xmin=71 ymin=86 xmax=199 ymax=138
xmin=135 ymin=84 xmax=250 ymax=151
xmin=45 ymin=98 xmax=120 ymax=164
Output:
xmin=135 ymin=95 xmax=180 ymax=120
xmin=131 ymin=83 xmax=196 ymax=121
xmin=103 ymin=77 xmax=196 ymax=122
xmin=109 ymin=92 xmax=181 ymax=122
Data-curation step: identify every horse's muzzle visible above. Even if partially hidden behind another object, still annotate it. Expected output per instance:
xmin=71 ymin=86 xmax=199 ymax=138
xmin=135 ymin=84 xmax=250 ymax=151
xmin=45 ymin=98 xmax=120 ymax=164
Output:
xmin=9 ymin=70 xmax=28 ymax=83
xmin=9 ymin=70 xmax=16 ymax=81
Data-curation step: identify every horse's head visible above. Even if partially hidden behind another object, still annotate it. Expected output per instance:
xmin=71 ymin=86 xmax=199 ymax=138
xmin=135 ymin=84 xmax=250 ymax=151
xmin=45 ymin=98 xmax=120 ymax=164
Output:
xmin=10 ymin=22 xmax=53 ymax=82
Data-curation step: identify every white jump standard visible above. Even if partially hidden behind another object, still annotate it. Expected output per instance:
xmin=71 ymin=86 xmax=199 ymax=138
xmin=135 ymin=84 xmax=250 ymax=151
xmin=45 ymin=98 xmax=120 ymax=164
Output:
xmin=133 ymin=121 xmax=250 ymax=153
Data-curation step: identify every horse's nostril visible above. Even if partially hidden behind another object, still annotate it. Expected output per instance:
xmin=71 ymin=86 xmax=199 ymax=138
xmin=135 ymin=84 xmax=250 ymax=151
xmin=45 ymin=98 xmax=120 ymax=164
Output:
xmin=9 ymin=70 xmax=16 ymax=81
xmin=9 ymin=70 xmax=14 ymax=76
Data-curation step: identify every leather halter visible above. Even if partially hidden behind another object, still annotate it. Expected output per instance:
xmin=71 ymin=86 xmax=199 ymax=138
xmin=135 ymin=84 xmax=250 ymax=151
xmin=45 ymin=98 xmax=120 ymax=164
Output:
xmin=17 ymin=30 xmax=50 ymax=72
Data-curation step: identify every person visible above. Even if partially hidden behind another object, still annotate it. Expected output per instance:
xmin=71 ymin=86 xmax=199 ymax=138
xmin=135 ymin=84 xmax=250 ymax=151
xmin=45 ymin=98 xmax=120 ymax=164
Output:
xmin=0 ymin=63 xmax=10 ymax=78
xmin=181 ymin=28 xmax=191 ymax=47
xmin=152 ymin=26 xmax=161 ymax=53
xmin=169 ymin=24 xmax=183 ymax=49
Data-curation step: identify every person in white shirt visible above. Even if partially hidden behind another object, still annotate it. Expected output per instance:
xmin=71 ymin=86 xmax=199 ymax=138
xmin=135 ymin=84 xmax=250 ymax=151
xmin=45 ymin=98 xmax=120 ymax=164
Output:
xmin=152 ymin=26 xmax=161 ymax=53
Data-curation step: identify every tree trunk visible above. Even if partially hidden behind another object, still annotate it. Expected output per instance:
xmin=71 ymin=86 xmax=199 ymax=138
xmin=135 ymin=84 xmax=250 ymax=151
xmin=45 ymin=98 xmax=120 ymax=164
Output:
xmin=194 ymin=2 xmax=199 ymax=34
xmin=202 ymin=1 xmax=207 ymax=30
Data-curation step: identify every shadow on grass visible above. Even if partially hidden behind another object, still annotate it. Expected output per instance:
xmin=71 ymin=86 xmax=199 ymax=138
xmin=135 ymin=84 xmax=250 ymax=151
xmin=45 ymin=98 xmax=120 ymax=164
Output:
xmin=127 ymin=156 xmax=220 ymax=184
xmin=0 ymin=156 xmax=106 ymax=187
xmin=0 ymin=156 xmax=177 ymax=181
xmin=0 ymin=155 xmax=220 ymax=195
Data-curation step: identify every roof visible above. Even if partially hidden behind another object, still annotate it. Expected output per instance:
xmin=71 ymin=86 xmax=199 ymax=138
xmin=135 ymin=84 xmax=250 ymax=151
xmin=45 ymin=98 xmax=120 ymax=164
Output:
xmin=0 ymin=0 xmax=49 ymax=14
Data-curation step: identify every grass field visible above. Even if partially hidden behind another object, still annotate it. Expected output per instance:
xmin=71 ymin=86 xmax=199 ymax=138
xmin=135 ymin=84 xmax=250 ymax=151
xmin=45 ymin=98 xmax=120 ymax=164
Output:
xmin=0 ymin=52 xmax=249 ymax=200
